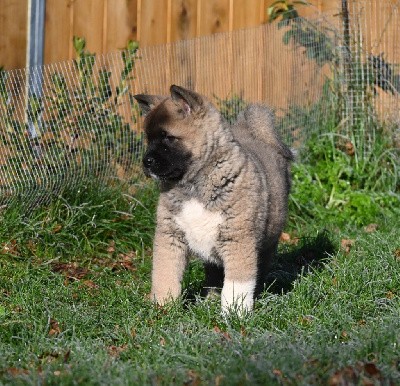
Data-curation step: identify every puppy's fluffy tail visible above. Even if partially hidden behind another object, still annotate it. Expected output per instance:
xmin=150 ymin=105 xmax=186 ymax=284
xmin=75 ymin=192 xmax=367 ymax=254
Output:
xmin=239 ymin=104 xmax=294 ymax=161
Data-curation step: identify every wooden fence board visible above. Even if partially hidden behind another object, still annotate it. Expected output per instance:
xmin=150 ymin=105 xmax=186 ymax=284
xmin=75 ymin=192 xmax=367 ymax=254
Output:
xmin=137 ymin=0 xmax=169 ymax=46
xmin=0 ymin=0 xmax=349 ymax=69
xmin=44 ymin=0 xmax=73 ymax=64
xmin=170 ymin=0 xmax=198 ymax=41
xmin=198 ymin=0 xmax=231 ymax=35
xmin=72 ymin=0 xmax=105 ymax=56
xmin=232 ymin=0 xmax=265 ymax=30
xmin=0 ymin=0 xmax=27 ymax=70
xmin=105 ymin=0 xmax=138 ymax=52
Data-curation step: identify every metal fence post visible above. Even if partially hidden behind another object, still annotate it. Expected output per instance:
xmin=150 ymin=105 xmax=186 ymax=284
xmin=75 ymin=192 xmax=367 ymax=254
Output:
xmin=26 ymin=0 xmax=46 ymax=147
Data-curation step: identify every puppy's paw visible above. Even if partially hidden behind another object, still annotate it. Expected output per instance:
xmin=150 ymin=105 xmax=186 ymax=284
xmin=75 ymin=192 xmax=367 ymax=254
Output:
xmin=221 ymin=279 xmax=255 ymax=316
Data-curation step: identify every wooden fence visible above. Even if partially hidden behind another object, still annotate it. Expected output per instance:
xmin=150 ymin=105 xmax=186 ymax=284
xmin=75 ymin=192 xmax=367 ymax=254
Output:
xmin=1 ymin=0 xmax=338 ymax=70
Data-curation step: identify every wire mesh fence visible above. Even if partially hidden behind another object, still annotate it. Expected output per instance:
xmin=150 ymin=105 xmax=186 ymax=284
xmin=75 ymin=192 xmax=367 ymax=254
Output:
xmin=0 ymin=0 xmax=399 ymax=207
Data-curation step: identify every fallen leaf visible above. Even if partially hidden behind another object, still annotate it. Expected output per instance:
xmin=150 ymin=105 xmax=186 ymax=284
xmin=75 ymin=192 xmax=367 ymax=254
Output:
xmin=328 ymin=365 xmax=358 ymax=386
xmin=113 ymin=255 xmax=137 ymax=272
xmin=111 ymin=214 xmax=131 ymax=222
xmin=394 ymin=248 xmax=400 ymax=261
xmin=64 ymin=349 xmax=71 ymax=363
xmin=386 ymin=291 xmax=395 ymax=299
xmin=48 ymin=319 xmax=61 ymax=336
xmin=300 ymin=315 xmax=314 ymax=325
xmin=26 ymin=239 xmax=37 ymax=253
xmin=52 ymin=224 xmax=63 ymax=233
xmin=341 ymin=239 xmax=355 ymax=254
xmin=273 ymin=369 xmax=283 ymax=377
xmin=214 ymin=375 xmax=224 ymax=386
xmin=341 ymin=330 xmax=349 ymax=339
xmin=7 ymin=367 xmax=29 ymax=376
xmin=364 ymin=223 xmax=378 ymax=233
xmin=213 ymin=326 xmax=231 ymax=341
xmin=38 ymin=351 xmax=60 ymax=363
xmin=107 ymin=344 xmax=128 ymax=357
xmin=82 ymin=280 xmax=99 ymax=289
xmin=107 ymin=241 xmax=116 ymax=254
xmin=280 ymin=232 xmax=291 ymax=243
xmin=159 ymin=337 xmax=166 ymax=346
xmin=279 ymin=232 xmax=299 ymax=245
xmin=329 ymin=362 xmax=385 ymax=386
xmin=1 ymin=240 xmax=19 ymax=255
xmin=51 ymin=262 xmax=89 ymax=280
xmin=344 ymin=141 xmax=355 ymax=156
xmin=304 ymin=358 xmax=320 ymax=368
xmin=185 ymin=370 xmax=201 ymax=386
xmin=363 ymin=362 xmax=380 ymax=377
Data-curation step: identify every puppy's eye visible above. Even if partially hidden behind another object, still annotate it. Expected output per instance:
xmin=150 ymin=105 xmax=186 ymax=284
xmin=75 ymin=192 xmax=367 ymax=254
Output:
xmin=161 ymin=130 xmax=177 ymax=143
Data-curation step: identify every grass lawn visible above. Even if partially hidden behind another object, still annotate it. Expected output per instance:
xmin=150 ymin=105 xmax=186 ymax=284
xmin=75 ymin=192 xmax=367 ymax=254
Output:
xmin=0 ymin=180 xmax=399 ymax=385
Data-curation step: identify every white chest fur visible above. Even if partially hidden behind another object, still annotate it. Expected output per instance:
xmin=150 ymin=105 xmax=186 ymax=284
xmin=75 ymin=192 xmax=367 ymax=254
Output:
xmin=174 ymin=199 xmax=224 ymax=259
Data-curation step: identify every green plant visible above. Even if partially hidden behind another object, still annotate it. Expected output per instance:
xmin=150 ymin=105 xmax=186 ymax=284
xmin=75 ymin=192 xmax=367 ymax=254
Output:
xmin=268 ymin=0 xmax=400 ymax=156
xmin=45 ymin=37 xmax=143 ymax=176
xmin=289 ymin=132 xmax=399 ymax=227
xmin=267 ymin=0 xmax=400 ymax=229
xmin=268 ymin=1 xmax=335 ymax=66
xmin=0 ymin=38 xmax=142 ymax=205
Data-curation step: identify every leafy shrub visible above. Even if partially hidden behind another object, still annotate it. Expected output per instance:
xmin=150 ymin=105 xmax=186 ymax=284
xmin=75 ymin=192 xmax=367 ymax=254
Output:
xmin=289 ymin=133 xmax=399 ymax=227
xmin=0 ymin=38 xmax=142 ymax=203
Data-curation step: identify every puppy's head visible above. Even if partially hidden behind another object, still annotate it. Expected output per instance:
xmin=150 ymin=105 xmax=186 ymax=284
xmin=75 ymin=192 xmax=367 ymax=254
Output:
xmin=134 ymin=85 xmax=212 ymax=182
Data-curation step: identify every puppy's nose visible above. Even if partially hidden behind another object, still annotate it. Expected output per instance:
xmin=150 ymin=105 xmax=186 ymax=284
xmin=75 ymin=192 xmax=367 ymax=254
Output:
xmin=143 ymin=156 xmax=155 ymax=168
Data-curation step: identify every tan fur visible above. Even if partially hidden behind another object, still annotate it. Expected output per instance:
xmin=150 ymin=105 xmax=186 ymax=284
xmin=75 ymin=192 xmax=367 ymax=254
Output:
xmin=134 ymin=86 xmax=293 ymax=314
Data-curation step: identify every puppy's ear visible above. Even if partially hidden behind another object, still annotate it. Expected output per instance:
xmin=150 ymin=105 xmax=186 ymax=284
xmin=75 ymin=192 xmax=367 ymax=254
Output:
xmin=170 ymin=85 xmax=204 ymax=115
xmin=133 ymin=94 xmax=165 ymax=116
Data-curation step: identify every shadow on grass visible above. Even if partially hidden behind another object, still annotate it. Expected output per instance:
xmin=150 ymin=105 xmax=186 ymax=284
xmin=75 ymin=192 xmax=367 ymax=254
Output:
xmin=184 ymin=230 xmax=336 ymax=302
xmin=264 ymin=230 xmax=335 ymax=294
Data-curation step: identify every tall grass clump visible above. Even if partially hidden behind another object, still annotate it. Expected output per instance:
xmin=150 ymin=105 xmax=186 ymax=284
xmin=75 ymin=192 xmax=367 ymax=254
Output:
xmin=0 ymin=179 xmax=158 ymax=263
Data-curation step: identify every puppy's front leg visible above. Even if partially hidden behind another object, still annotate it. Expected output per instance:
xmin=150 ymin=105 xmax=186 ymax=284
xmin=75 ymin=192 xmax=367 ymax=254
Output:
xmin=219 ymin=239 xmax=258 ymax=315
xmin=150 ymin=219 xmax=187 ymax=305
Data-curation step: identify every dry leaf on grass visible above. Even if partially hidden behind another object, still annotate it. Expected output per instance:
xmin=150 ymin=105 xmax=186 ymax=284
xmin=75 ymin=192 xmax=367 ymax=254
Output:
xmin=48 ymin=319 xmax=61 ymax=336
xmin=92 ymin=252 xmax=138 ymax=272
xmin=52 ymin=224 xmax=63 ymax=233
xmin=213 ymin=326 xmax=231 ymax=341
xmin=1 ymin=240 xmax=19 ymax=255
xmin=6 ymin=367 xmax=30 ymax=377
xmin=107 ymin=344 xmax=128 ymax=357
xmin=272 ymin=368 xmax=283 ymax=377
xmin=344 ymin=141 xmax=355 ymax=156
xmin=279 ymin=232 xmax=300 ymax=245
xmin=50 ymin=262 xmax=89 ymax=280
xmin=81 ymin=280 xmax=99 ymax=289
xmin=364 ymin=223 xmax=378 ymax=233
xmin=107 ymin=241 xmax=116 ymax=254
xmin=328 ymin=362 xmax=385 ymax=386
xmin=185 ymin=370 xmax=201 ymax=386
xmin=341 ymin=239 xmax=355 ymax=254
